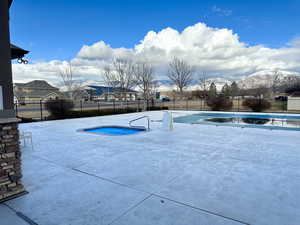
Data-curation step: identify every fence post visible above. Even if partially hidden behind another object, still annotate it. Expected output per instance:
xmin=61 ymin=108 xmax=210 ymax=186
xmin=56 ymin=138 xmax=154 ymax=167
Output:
xmin=237 ymin=97 xmax=240 ymax=112
xmin=113 ymin=99 xmax=116 ymax=112
xmin=80 ymin=100 xmax=83 ymax=113
xmin=173 ymin=98 xmax=175 ymax=109
xmin=137 ymin=99 xmax=140 ymax=112
xmin=60 ymin=100 xmax=63 ymax=115
xmin=200 ymin=98 xmax=202 ymax=111
xmin=15 ymin=103 xmax=18 ymax=117
xmin=40 ymin=100 xmax=43 ymax=121
xmin=97 ymin=101 xmax=100 ymax=112
xmin=146 ymin=99 xmax=149 ymax=111
xmin=186 ymin=99 xmax=188 ymax=110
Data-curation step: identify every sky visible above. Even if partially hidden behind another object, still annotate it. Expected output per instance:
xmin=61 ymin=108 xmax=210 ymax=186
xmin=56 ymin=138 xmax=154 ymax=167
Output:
xmin=9 ymin=0 xmax=300 ymax=85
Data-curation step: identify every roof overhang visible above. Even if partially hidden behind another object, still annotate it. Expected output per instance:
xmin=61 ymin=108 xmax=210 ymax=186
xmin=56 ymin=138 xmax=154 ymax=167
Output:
xmin=10 ymin=44 xmax=29 ymax=59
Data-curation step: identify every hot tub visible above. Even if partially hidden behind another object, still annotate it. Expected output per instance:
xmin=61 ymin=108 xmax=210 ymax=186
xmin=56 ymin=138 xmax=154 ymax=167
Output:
xmin=79 ymin=126 xmax=147 ymax=136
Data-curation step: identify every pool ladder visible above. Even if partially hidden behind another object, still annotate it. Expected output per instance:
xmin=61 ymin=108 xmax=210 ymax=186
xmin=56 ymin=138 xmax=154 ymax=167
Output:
xmin=129 ymin=116 xmax=150 ymax=131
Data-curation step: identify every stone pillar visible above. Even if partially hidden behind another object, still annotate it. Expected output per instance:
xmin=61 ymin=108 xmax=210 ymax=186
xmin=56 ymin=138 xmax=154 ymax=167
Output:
xmin=0 ymin=118 xmax=26 ymax=202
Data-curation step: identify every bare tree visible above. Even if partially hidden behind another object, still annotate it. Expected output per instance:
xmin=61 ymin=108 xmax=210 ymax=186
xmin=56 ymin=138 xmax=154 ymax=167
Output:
xmin=167 ymin=57 xmax=194 ymax=96
xmin=285 ymin=76 xmax=300 ymax=94
xmin=102 ymin=58 xmax=136 ymax=101
xmin=250 ymin=85 xmax=269 ymax=98
xmin=134 ymin=62 xmax=155 ymax=110
xmin=59 ymin=62 xmax=84 ymax=100
xmin=271 ymin=70 xmax=281 ymax=94
xmin=102 ymin=66 xmax=115 ymax=88
xmin=277 ymin=74 xmax=300 ymax=94
xmin=198 ymin=71 xmax=211 ymax=93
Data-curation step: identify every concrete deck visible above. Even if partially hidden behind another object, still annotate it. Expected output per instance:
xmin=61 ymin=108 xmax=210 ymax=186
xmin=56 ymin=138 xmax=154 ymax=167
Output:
xmin=1 ymin=111 xmax=300 ymax=225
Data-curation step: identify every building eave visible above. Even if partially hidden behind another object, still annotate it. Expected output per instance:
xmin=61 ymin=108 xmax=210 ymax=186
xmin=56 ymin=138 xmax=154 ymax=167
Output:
xmin=10 ymin=44 xmax=29 ymax=59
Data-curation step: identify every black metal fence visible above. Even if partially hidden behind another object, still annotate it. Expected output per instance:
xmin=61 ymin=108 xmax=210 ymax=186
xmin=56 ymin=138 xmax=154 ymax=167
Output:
xmin=15 ymin=97 xmax=299 ymax=121
xmin=15 ymin=99 xmax=163 ymax=121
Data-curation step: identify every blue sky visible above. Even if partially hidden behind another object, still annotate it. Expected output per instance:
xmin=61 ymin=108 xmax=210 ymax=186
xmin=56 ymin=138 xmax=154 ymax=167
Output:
xmin=10 ymin=0 xmax=300 ymax=61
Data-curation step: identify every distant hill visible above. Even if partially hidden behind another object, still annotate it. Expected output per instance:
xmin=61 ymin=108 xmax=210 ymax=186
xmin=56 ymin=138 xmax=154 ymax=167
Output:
xmin=238 ymin=70 xmax=300 ymax=89
xmin=154 ymin=70 xmax=300 ymax=92
xmin=57 ymin=70 xmax=300 ymax=93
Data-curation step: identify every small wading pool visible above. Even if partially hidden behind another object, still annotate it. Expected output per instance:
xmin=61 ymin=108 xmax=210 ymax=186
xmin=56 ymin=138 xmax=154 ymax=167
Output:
xmin=80 ymin=126 xmax=146 ymax=135
xmin=174 ymin=112 xmax=300 ymax=131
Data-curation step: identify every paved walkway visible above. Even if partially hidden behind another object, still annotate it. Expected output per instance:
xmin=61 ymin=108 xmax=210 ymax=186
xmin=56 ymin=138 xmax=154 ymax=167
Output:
xmin=1 ymin=111 xmax=300 ymax=225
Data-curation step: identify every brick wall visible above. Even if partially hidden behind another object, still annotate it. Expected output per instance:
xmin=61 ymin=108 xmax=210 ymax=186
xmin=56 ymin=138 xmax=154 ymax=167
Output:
xmin=0 ymin=121 xmax=26 ymax=202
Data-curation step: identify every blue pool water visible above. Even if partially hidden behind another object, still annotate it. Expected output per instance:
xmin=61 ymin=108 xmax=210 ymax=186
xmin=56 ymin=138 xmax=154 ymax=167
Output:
xmin=83 ymin=126 xmax=146 ymax=135
xmin=174 ymin=113 xmax=300 ymax=131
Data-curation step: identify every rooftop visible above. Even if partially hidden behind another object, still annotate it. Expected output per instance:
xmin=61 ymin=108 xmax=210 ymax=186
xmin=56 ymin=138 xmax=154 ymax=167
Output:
xmin=10 ymin=44 xmax=29 ymax=60
xmin=87 ymin=85 xmax=137 ymax=96
xmin=1 ymin=111 xmax=300 ymax=225
xmin=15 ymin=80 xmax=59 ymax=90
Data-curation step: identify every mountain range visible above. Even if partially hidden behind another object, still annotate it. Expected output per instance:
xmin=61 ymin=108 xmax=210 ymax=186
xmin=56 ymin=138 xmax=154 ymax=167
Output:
xmin=155 ymin=70 xmax=300 ymax=92
xmin=57 ymin=70 xmax=300 ymax=92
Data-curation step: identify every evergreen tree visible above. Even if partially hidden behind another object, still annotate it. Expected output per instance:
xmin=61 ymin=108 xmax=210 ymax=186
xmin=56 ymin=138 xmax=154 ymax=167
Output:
xmin=208 ymin=82 xmax=217 ymax=98
xmin=230 ymin=81 xmax=239 ymax=98
xmin=221 ymin=83 xmax=231 ymax=97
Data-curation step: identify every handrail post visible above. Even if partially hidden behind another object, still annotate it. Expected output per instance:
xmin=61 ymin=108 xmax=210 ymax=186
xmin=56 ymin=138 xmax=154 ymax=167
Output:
xmin=129 ymin=116 xmax=150 ymax=131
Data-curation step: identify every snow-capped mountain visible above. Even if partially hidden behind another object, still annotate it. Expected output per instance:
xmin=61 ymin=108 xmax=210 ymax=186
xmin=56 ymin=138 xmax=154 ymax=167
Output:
xmin=238 ymin=70 xmax=300 ymax=89
xmin=154 ymin=70 xmax=300 ymax=92
xmin=58 ymin=70 xmax=300 ymax=92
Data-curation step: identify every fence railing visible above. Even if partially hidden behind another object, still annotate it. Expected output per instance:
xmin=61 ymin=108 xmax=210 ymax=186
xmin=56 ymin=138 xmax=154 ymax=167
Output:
xmin=15 ymin=97 xmax=299 ymax=121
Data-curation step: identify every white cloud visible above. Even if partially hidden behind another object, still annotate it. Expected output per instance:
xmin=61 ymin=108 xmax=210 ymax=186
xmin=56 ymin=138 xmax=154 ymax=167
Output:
xmin=77 ymin=41 xmax=135 ymax=60
xmin=12 ymin=22 xmax=300 ymax=88
xmin=77 ymin=41 xmax=114 ymax=59
xmin=12 ymin=59 xmax=105 ymax=87
xmin=212 ymin=5 xmax=233 ymax=17
xmin=288 ymin=36 xmax=300 ymax=48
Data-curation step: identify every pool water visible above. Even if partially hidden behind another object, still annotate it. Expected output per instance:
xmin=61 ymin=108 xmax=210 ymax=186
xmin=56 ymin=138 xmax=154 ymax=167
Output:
xmin=83 ymin=126 xmax=146 ymax=135
xmin=174 ymin=113 xmax=300 ymax=131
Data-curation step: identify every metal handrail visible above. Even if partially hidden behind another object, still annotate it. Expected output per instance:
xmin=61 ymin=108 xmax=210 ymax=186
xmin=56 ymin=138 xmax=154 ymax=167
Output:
xmin=129 ymin=116 xmax=150 ymax=131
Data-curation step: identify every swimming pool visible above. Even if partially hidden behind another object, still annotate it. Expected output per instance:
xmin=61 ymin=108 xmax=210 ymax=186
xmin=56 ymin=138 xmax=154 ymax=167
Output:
xmin=174 ymin=112 xmax=300 ymax=131
xmin=81 ymin=126 xmax=146 ymax=135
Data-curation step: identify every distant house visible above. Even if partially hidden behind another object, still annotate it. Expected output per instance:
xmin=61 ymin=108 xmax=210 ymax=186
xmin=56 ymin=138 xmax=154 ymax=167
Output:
xmin=62 ymin=89 xmax=90 ymax=101
xmin=287 ymin=92 xmax=300 ymax=111
xmin=86 ymin=86 xmax=138 ymax=101
xmin=14 ymin=80 xmax=63 ymax=103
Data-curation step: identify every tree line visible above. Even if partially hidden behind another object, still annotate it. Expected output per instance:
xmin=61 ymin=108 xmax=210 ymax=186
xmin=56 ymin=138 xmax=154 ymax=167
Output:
xmin=58 ymin=58 xmax=300 ymax=106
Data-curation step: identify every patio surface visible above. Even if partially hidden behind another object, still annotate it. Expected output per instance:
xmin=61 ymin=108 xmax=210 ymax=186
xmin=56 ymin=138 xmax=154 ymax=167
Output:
xmin=1 ymin=111 xmax=300 ymax=225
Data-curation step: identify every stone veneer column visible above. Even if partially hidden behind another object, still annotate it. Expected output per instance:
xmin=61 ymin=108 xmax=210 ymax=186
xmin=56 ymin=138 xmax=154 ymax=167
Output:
xmin=0 ymin=118 xmax=26 ymax=202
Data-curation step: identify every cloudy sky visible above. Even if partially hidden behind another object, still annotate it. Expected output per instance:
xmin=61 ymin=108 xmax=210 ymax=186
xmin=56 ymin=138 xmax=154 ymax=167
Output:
xmin=10 ymin=0 xmax=300 ymax=86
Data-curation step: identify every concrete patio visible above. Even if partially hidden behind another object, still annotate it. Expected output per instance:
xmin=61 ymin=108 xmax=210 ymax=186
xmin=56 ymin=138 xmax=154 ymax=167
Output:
xmin=1 ymin=111 xmax=300 ymax=225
